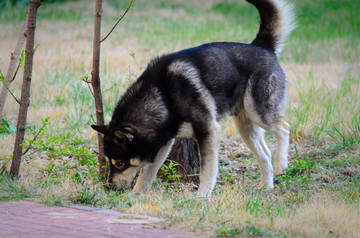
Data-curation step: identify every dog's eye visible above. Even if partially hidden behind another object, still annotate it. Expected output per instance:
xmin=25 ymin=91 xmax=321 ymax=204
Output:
xmin=116 ymin=161 xmax=124 ymax=167
xmin=111 ymin=159 xmax=125 ymax=169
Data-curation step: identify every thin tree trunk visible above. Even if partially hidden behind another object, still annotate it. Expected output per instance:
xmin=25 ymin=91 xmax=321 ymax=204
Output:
xmin=0 ymin=14 xmax=28 ymax=118
xmin=91 ymin=0 xmax=106 ymax=183
xmin=10 ymin=0 xmax=42 ymax=178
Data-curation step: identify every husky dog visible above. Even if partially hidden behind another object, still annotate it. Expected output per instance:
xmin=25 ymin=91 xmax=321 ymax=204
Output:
xmin=92 ymin=0 xmax=296 ymax=197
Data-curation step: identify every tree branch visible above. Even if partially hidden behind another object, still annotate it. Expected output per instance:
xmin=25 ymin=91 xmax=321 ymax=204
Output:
xmin=0 ymin=13 xmax=28 ymax=118
xmin=100 ymin=0 xmax=136 ymax=43
xmin=0 ymin=72 xmax=20 ymax=104
xmin=22 ymin=117 xmax=49 ymax=156
xmin=81 ymin=74 xmax=94 ymax=98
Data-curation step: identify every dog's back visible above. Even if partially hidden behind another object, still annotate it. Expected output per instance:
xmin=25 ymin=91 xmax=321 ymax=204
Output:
xmin=166 ymin=42 xmax=282 ymax=119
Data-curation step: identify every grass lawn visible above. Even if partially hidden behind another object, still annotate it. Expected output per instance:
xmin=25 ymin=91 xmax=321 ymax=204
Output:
xmin=1 ymin=0 xmax=359 ymax=237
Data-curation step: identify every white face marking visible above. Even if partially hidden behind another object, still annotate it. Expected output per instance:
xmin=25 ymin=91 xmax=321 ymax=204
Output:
xmin=105 ymin=156 xmax=110 ymax=163
xmin=111 ymin=160 xmax=150 ymax=189
xmin=130 ymin=158 xmax=141 ymax=166
xmin=112 ymin=167 xmax=138 ymax=189
xmin=111 ymin=159 xmax=117 ymax=166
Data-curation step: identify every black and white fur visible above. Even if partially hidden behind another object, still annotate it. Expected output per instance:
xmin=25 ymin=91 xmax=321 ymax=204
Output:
xmin=92 ymin=0 xmax=296 ymax=197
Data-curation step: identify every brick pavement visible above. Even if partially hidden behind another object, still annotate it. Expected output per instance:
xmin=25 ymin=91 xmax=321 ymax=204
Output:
xmin=0 ymin=201 xmax=191 ymax=238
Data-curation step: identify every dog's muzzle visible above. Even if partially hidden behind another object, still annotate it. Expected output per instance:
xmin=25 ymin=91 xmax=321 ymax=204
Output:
xmin=104 ymin=180 xmax=130 ymax=191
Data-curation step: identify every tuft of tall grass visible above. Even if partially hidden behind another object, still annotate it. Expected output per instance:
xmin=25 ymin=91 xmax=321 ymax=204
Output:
xmin=288 ymin=71 xmax=359 ymax=147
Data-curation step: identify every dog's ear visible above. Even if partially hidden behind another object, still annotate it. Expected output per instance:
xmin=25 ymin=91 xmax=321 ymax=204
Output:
xmin=114 ymin=128 xmax=134 ymax=142
xmin=91 ymin=125 xmax=109 ymax=135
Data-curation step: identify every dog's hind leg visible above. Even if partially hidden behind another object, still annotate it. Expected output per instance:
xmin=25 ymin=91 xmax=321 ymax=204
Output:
xmin=272 ymin=120 xmax=290 ymax=175
xmin=233 ymin=114 xmax=274 ymax=189
xmin=132 ymin=139 xmax=175 ymax=194
xmin=196 ymin=121 xmax=221 ymax=197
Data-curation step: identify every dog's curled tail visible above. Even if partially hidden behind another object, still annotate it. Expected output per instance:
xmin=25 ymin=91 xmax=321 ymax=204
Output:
xmin=247 ymin=0 xmax=296 ymax=55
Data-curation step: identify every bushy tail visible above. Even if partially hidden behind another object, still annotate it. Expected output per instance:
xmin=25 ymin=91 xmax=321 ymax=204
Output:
xmin=247 ymin=0 xmax=296 ymax=55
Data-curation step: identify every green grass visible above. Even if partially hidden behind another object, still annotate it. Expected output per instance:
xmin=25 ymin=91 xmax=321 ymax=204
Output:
xmin=1 ymin=0 xmax=359 ymax=62
xmin=288 ymin=71 xmax=360 ymax=145
xmin=1 ymin=0 xmax=360 ymax=237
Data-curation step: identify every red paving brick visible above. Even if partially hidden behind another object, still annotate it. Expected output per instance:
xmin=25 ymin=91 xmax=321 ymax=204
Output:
xmin=0 ymin=201 xmax=191 ymax=238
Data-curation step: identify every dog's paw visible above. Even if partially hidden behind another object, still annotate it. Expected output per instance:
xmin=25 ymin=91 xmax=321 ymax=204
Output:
xmin=274 ymin=166 xmax=287 ymax=176
xmin=129 ymin=191 xmax=141 ymax=196
xmin=258 ymin=180 xmax=274 ymax=191
xmin=196 ymin=193 xmax=210 ymax=199
xmin=196 ymin=189 xmax=212 ymax=198
xmin=129 ymin=188 xmax=147 ymax=196
xmin=273 ymin=159 xmax=288 ymax=176
xmin=256 ymin=185 xmax=274 ymax=192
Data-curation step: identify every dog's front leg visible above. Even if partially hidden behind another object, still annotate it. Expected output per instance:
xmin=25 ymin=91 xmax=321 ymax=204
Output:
xmin=132 ymin=139 xmax=175 ymax=194
xmin=196 ymin=122 xmax=221 ymax=197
